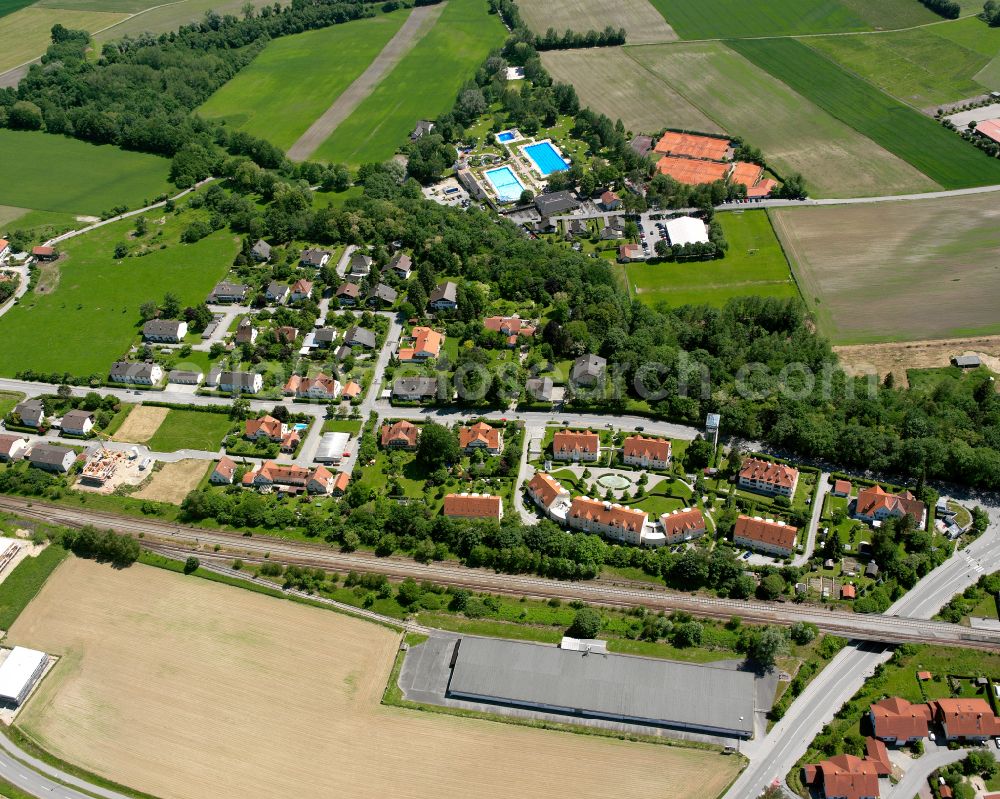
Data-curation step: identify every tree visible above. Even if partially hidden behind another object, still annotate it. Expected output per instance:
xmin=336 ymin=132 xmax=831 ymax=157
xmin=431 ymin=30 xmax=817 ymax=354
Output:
xmin=964 ymin=750 xmax=999 ymax=778
xmin=417 ymin=423 xmax=460 ymax=470
xmin=161 ymin=292 xmax=181 ymax=318
xmin=789 ymin=621 xmax=818 ymax=645
xmin=756 ymin=572 xmax=786 ymax=600
xmin=56 ymin=383 xmax=72 ymax=399
xmin=183 ymin=556 xmax=200 ymax=574
xmin=743 ymin=625 xmax=788 ymax=671
xmin=230 ymin=398 xmax=251 ymax=420
xmin=396 ymin=577 xmax=422 ymax=607
xmin=685 ymin=436 xmax=714 ymax=470
xmin=821 ymin=529 xmax=842 ymax=562
xmin=7 ymin=101 xmax=43 ymax=130
xmin=568 ymin=606 xmax=602 ymax=638
xmin=139 ymin=301 xmax=158 ymax=321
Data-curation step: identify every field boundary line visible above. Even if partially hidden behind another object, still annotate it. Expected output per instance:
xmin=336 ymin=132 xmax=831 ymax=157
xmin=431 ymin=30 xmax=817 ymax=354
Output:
xmin=287 ymin=2 xmax=447 ymax=161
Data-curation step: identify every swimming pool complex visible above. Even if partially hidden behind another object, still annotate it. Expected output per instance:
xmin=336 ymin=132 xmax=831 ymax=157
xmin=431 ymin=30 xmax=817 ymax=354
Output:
xmin=497 ymin=129 xmax=518 ymax=143
xmin=524 ymin=141 xmax=568 ymax=176
xmin=484 ymin=166 xmax=526 ymax=202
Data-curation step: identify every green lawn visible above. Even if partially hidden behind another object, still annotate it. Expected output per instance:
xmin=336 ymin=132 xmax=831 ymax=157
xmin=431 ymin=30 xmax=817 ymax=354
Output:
xmin=0 ymin=207 xmax=80 ymax=244
xmin=0 ymin=131 xmax=172 ymax=215
xmin=313 ymin=0 xmax=506 ymax=165
xmin=625 ymin=210 xmax=797 ymax=308
xmin=0 ymin=209 xmax=236 ymax=378
xmin=727 ymin=38 xmax=1000 ymax=190
xmin=321 ymin=418 xmax=362 ymax=435
xmin=0 ymin=391 xmax=24 ymax=419
xmin=0 ymin=545 xmax=68 ymax=629
xmin=145 ymin=409 xmax=233 ymax=452
xmin=198 ymin=12 xmax=410 ymax=151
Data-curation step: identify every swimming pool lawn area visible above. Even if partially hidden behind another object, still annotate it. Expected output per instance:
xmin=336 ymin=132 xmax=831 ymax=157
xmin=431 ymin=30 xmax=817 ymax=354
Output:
xmin=524 ymin=141 xmax=568 ymax=176
xmin=484 ymin=165 xmax=526 ymax=202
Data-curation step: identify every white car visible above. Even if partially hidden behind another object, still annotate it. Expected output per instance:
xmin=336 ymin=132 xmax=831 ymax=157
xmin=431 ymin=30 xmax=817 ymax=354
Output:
xmin=994 ymin=737 xmax=1000 ymax=749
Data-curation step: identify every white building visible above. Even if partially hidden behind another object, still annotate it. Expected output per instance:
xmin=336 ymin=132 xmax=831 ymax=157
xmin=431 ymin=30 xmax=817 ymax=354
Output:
xmin=315 ymin=432 xmax=350 ymax=465
xmin=0 ymin=646 xmax=47 ymax=706
xmin=665 ymin=216 xmax=709 ymax=246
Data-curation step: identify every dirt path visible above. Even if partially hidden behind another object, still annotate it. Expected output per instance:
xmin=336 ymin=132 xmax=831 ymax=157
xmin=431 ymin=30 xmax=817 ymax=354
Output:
xmin=287 ymin=2 xmax=446 ymax=162
xmin=834 ymin=335 xmax=1000 ymax=386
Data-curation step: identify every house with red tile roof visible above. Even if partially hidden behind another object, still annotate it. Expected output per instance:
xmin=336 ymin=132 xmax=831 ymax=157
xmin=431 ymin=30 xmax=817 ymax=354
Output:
xmin=245 ymin=415 xmax=284 ymax=442
xmin=738 ymin=457 xmax=799 ymax=498
xmin=285 ymin=373 xmax=341 ymax=400
xmin=290 ymin=278 xmax=313 ymax=302
xmin=398 ymin=326 xmax=443 ymax=361
xmin=280 ymin=429 xmax=300 ymax=453
xmin=568 ymin=497 xmax=648 ymax=546
xmin=974 ymin=118 xmax=1000 ymax=145
xmin=868 ymin=697 xmax=931 ymax=744
xmin=832 ymin=479 xmax=852 ymax=497
xmin=864 ymin=738 xmax=891 ymax=777
xmin=659 ymin=508 xmax=706 ymax=544
xmin=618 ymin=243 xmax=643 ymax=262
xmin=747 ymin=178 xmax=777 ymax=199
xmin=342 ymin=380 xmax=362 ymax=400
xmin=210 ymin=456 xmax=237 ymax=484
xmin=930 ymin=698 xmax=1000 ymax=742
xmin=853 ymin=485 xmax=926 ymax=528
xmin=552 ymin=429 xmax=600 ymax=462
xmin=381 ymin=420 xmax=420 ymax=450
xmin=331 ymin=471 xmax=350 ymax=497
xmin=622 ymin=435 xmax=671 ymax=469
xmin=526 ymin=472 xmax=571 ymax=520
xmin=733 ymin=515 xmax=797 ymax=557
xmin=483 ymin=316 xmax=536 ymax=347
xmin=803 ymin=754 xmax=880 ymax=799
xmin=443 ymin=493 xmax=503 ymax=521
xmin=241 ymin=462 xmax=334 ymax=494
xmin=459 ymin=422 xmax=503 ymax=455
xmin=600 ymin=190 xmax=621 ymax=210
xmin=841 ymin=584 xmax=856 ymax=600
xmin=0 ymin=239 xmax=10 ymax=260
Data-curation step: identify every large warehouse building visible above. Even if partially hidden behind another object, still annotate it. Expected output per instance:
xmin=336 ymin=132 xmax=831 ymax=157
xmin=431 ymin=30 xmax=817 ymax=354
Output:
xmin=447 ymin=637 xmax=755 ymax=737
xmin=0 ymin=646 xmax=48 ymax=706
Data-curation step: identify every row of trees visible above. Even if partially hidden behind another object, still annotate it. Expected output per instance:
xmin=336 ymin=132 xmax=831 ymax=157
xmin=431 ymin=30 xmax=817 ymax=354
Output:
xmin=488 ymin=0 xmax=625 ymax=50
xmin=922 ymin=0 xmax=961 ymax=18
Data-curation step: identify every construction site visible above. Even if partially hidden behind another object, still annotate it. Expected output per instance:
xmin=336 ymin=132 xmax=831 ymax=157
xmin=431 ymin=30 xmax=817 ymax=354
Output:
xmin=76 ymin=446 xmax=151 ymax=494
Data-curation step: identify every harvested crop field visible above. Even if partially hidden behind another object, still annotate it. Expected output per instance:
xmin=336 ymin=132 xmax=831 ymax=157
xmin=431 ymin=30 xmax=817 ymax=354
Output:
xmin=7 ymin=559 xmax=738 ymax=799
xmin=834 ymin=336 xmax=1000 ymax=387
xmin=133 ymin=459 xmax=210 ymax=504
xmin=517 ymin=0 xmax=677 ymax=45
xmin=772 ymin=194 xmax=1000 ymax=344
xmin=110 ymin=405 xmax=167 ymax=443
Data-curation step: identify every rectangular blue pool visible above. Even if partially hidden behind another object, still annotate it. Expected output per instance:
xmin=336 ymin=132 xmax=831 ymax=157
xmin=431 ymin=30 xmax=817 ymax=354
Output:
xmin=524 ymin=141 xmax=568 ymax=176
xmin=497 ymin=131 xmax=516 ymax=143
xmin=484 ymin=166 xmax=526 ymax=202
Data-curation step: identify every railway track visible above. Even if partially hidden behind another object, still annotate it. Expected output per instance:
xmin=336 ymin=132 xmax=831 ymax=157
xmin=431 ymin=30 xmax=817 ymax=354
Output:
xmin=4 ymin=496 xmax=999 ymax=650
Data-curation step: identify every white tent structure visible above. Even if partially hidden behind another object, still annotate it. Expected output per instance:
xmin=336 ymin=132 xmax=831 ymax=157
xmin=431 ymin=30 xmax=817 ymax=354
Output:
xmin=665 ymin=216 xmax=709 ymax=246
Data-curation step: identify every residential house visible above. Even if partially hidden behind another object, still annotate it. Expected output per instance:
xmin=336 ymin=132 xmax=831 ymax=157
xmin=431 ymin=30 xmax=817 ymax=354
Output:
xmin=0 ymin=239 xmax=9 ymax=261
xmin=429 ymin=281 xmax=458 ymax=312
xmin=853 ymin=485 xmax=926 ymax=528
xmin=290 ymin=278 xmax=313 ymax=302
xmin=0 ymin=434 xmax=28 ymax=462
xmin=622 ymin=435 xmax=671 ymax=469
xmin=459 ymin=422 xmax=503 ymax=455
xmin=660 ymin=508 xmax=707 ymax=544
xmin=618 ymin=243 xmax=643 ymax=262
xmin=314 ymin=327 xmax=338 ymax=348
xmin=410 ymin=119 xmax=434 ymax=139
xmin=31 ymin=246 xmax=57 ymax=262
xmin=832 ymin=479 xmax=852 ymax=497
xmin=207 ymin=281 xmax=248 ymax=304
xmin=250 ymin=239 xmax=272 ymax=262
xmin=483 ymin=315 xmax=535 ymax=347
xmin=27 ymin=444 xmax=75 ymax=473
xmin=864 ymin=738 xmax=891 ymax=778
xmin=392 ymin=377 xmax=438 ymax=403
xmin=347 ymin=252 xmax=373 ymax=281
xmin=733 ymin=515 xmax=798 ymax=557
xmin=443 ymin=493 xmax=503 ymax=521
xmin=398 ymin=326 xmax=442 ymax=361
xmin=219 ymin=371 xmax=262 ymax=394
xmin=601 ymin=217 xmax=626 ymax=240
xmin=600 ymin=190 xmax=622 ymax=211
xmin=299 ymin=248 xmax=331 ymax=269
xmin=168 ymin=369 xmax=203 ymax=385
xmin=930 ymin=698 xmax=1000 ymax=742
xmin=534 ymin=190 xmax=579 ymax=217
xmin=366 ymin=283 xmax=397 ymax=308
xmin=526 ymin=472 xmax=571 ymax=521
xmin=234 ymin=318 xmax=257 ymax=345
xmin=142 ymin=319 xmax=188 ymax=343
xmin=335 ymin=282 xmax=360 ymax=306
xmin=386 ymin=252 xmax=412 ymax=280
xmin=12 ymin=400 xmax=44 ymax=428
xmin=525 ymin=377 xmax=554 ymax=403
xmin=265 ymin=281 xmax=290 ymax=304
xmin=343 ymin=326 xmax=377 ymax=349
xmin=274 ymin=326 xmax=298 ymax=344
xmin=552 ymin=429 xmax=600 ymax=462
xmin=109 ymin=361 xmax=163 ymax=385
xmin=280 ymin=429 xmax=300 ymax=453
xmin=242 ymin=461 xmax=334 ymax=495
xmin=571 ymin=354 xmax=606 ymax=388
xmin=802 ymin=754 xmax=880 ymax=799
xmin=738 ymin=457 xmax=800 ymax=498
xmin=381 ymin=420 xmax=420 ymax=450
xmin=61 ymin=410 xmax=94 ymax=436
xmin=630 ymin=135 xmax=653 ymax=157
xmin=342 ymin=380 xmax=362 ymax=400
xmin=566 ymin=219 xmax=589 ymax=238
xmin=245 ymin=415 xmax=285 ymax=442
xmin=331 ymin=471 xmax=350 ymax=497
xmin=568 ymin=497 xmax=649 ymax=546
xmin=285 ymin=373 xmax=341 ymax=400
xmin=210 ymin=457 xmax=237 ymax=485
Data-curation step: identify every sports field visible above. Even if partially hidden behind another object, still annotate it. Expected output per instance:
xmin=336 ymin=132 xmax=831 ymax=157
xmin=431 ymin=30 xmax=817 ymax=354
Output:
xmin=0 ymin=212 xmax=235 ymax=378
xmin=624 ymin=210 xmax=797 ymax=308
xmin=649 ymin=0 xmax=938 ymax=39
xmin=313 ymin=0 xmax=506 ymax=165
xmin=0 ymin=6 xmax=126 ymax=73
xmin=728 ymin=38 xmax=1000 ymax=190
xmin=517 ymin=0 xmax=676 ymax=44
xmin=0 ymin=131 xmax=171 ymax=215
xmin=145 ymin=409 xmax=233 ymax=452
xmin=622 ymin=43 xmax=937 ymax=197
xmin=198 ymin=12 xmax=410 ymax=151
xmin=540 ymin=48 xmax=722 ymax=135
xmin=8 ymin=559 xmax=740 ymax=799
xmin=772 ymin=194 xmax=1000 ymax=343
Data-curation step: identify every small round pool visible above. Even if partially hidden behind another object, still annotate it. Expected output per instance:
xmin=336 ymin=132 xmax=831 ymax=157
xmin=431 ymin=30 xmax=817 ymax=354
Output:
xmin=597 ymin=474 xmax=631 ymax=490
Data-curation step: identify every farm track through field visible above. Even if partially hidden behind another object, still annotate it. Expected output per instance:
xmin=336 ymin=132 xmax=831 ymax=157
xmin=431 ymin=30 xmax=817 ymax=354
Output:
xmin=287 ymin=2 xmax=445 ymax=161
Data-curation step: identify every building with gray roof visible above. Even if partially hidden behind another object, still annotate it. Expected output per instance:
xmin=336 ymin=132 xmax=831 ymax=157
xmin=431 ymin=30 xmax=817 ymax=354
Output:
xmin=142 ymin=319 xmax=187 ymax=343
xmin=447 ymin=637 xmax=755 ymax=737
xmin=343 ymin=325 xmax=377 ymax=349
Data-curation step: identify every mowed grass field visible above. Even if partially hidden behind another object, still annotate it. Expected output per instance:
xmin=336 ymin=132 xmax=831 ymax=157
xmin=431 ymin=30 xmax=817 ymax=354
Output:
xmin=621 ymin=43 xmax=937 ymax=198
xmin=0 ymin=6 xmax=126 ymax=73
xmin=772 ymin=194 xmax=1000 ymax=343
xmin=516 ymin=0 xmax=677 ymax=45
xmin=648 ymin=0 xmax=938 ymax=39
xmin=0 ymin=212 xmax=235 ymax=378
xmin=729 ymin=38 xmax=1000 ymax=189
xmin=198 ymin=12 xmax=410 ymax=150
xmin=145 ymin=409 xmax=232 ymax=452
xmin=625 ymin=210 xmax=798 ymax=308
xmin=313 ymin=0 xmax=506 ymax=165
xmin=8 ymin=558 xmax=741 ymax=799
xmin=0 ymin=131 xmax=171 ymax=215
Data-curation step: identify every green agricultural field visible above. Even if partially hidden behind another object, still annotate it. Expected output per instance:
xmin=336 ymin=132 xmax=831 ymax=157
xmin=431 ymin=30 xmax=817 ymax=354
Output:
xmin=806 ymin=23 xmax=1000 ymax=107
xmin=728 ymin=38 xmax=1000 ymax=189
xmin=0 ymin=0 xmax=35 ymax=19
xmin=0 ymin=6 xmax=127 ymax=73
xmin=0 ymin=209 xmax=236 ymax=378
xmin=0 ymin=545 xmax=68 ymax=630
xmin=625 ymin=43 xmax=936 ymax=197
xmin=0 ymin=391 xmax=25 ymax=418
xmin=313 ymin=0 xmax=506 ymax=165
xmin=625 ymin=210 xmax=798 ymax=309
xmin=145 ymin=409 xmax=233 ymax=452
xmin=0 ymin=131 xmax=172 ymax=216
xmin=199 ymin=12 xmax=409 ymax=150
xmin=0 ymin=207 xmax=79 ymax=241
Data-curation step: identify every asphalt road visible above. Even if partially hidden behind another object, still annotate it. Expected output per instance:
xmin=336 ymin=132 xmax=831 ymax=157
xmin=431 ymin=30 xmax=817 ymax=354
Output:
xmin=0 ymin=731 xmax=130 ymax=799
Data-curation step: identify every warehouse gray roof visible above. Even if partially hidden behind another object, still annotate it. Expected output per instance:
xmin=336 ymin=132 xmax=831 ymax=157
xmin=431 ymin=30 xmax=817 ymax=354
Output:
xmin=447 ymin=637 xmax=754 ymax=736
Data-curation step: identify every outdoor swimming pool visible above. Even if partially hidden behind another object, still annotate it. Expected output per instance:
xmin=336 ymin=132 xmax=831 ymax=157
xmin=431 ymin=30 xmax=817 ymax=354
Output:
xmin=293 ymin=423 xmax=308 ymax=431
xmin=524 ymin=141 xmax=568 ymax=176
xmin=484 ymin=166 xmax=526 ymax=202
xmin=497 ymin=129 xmax=519 ymax=143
